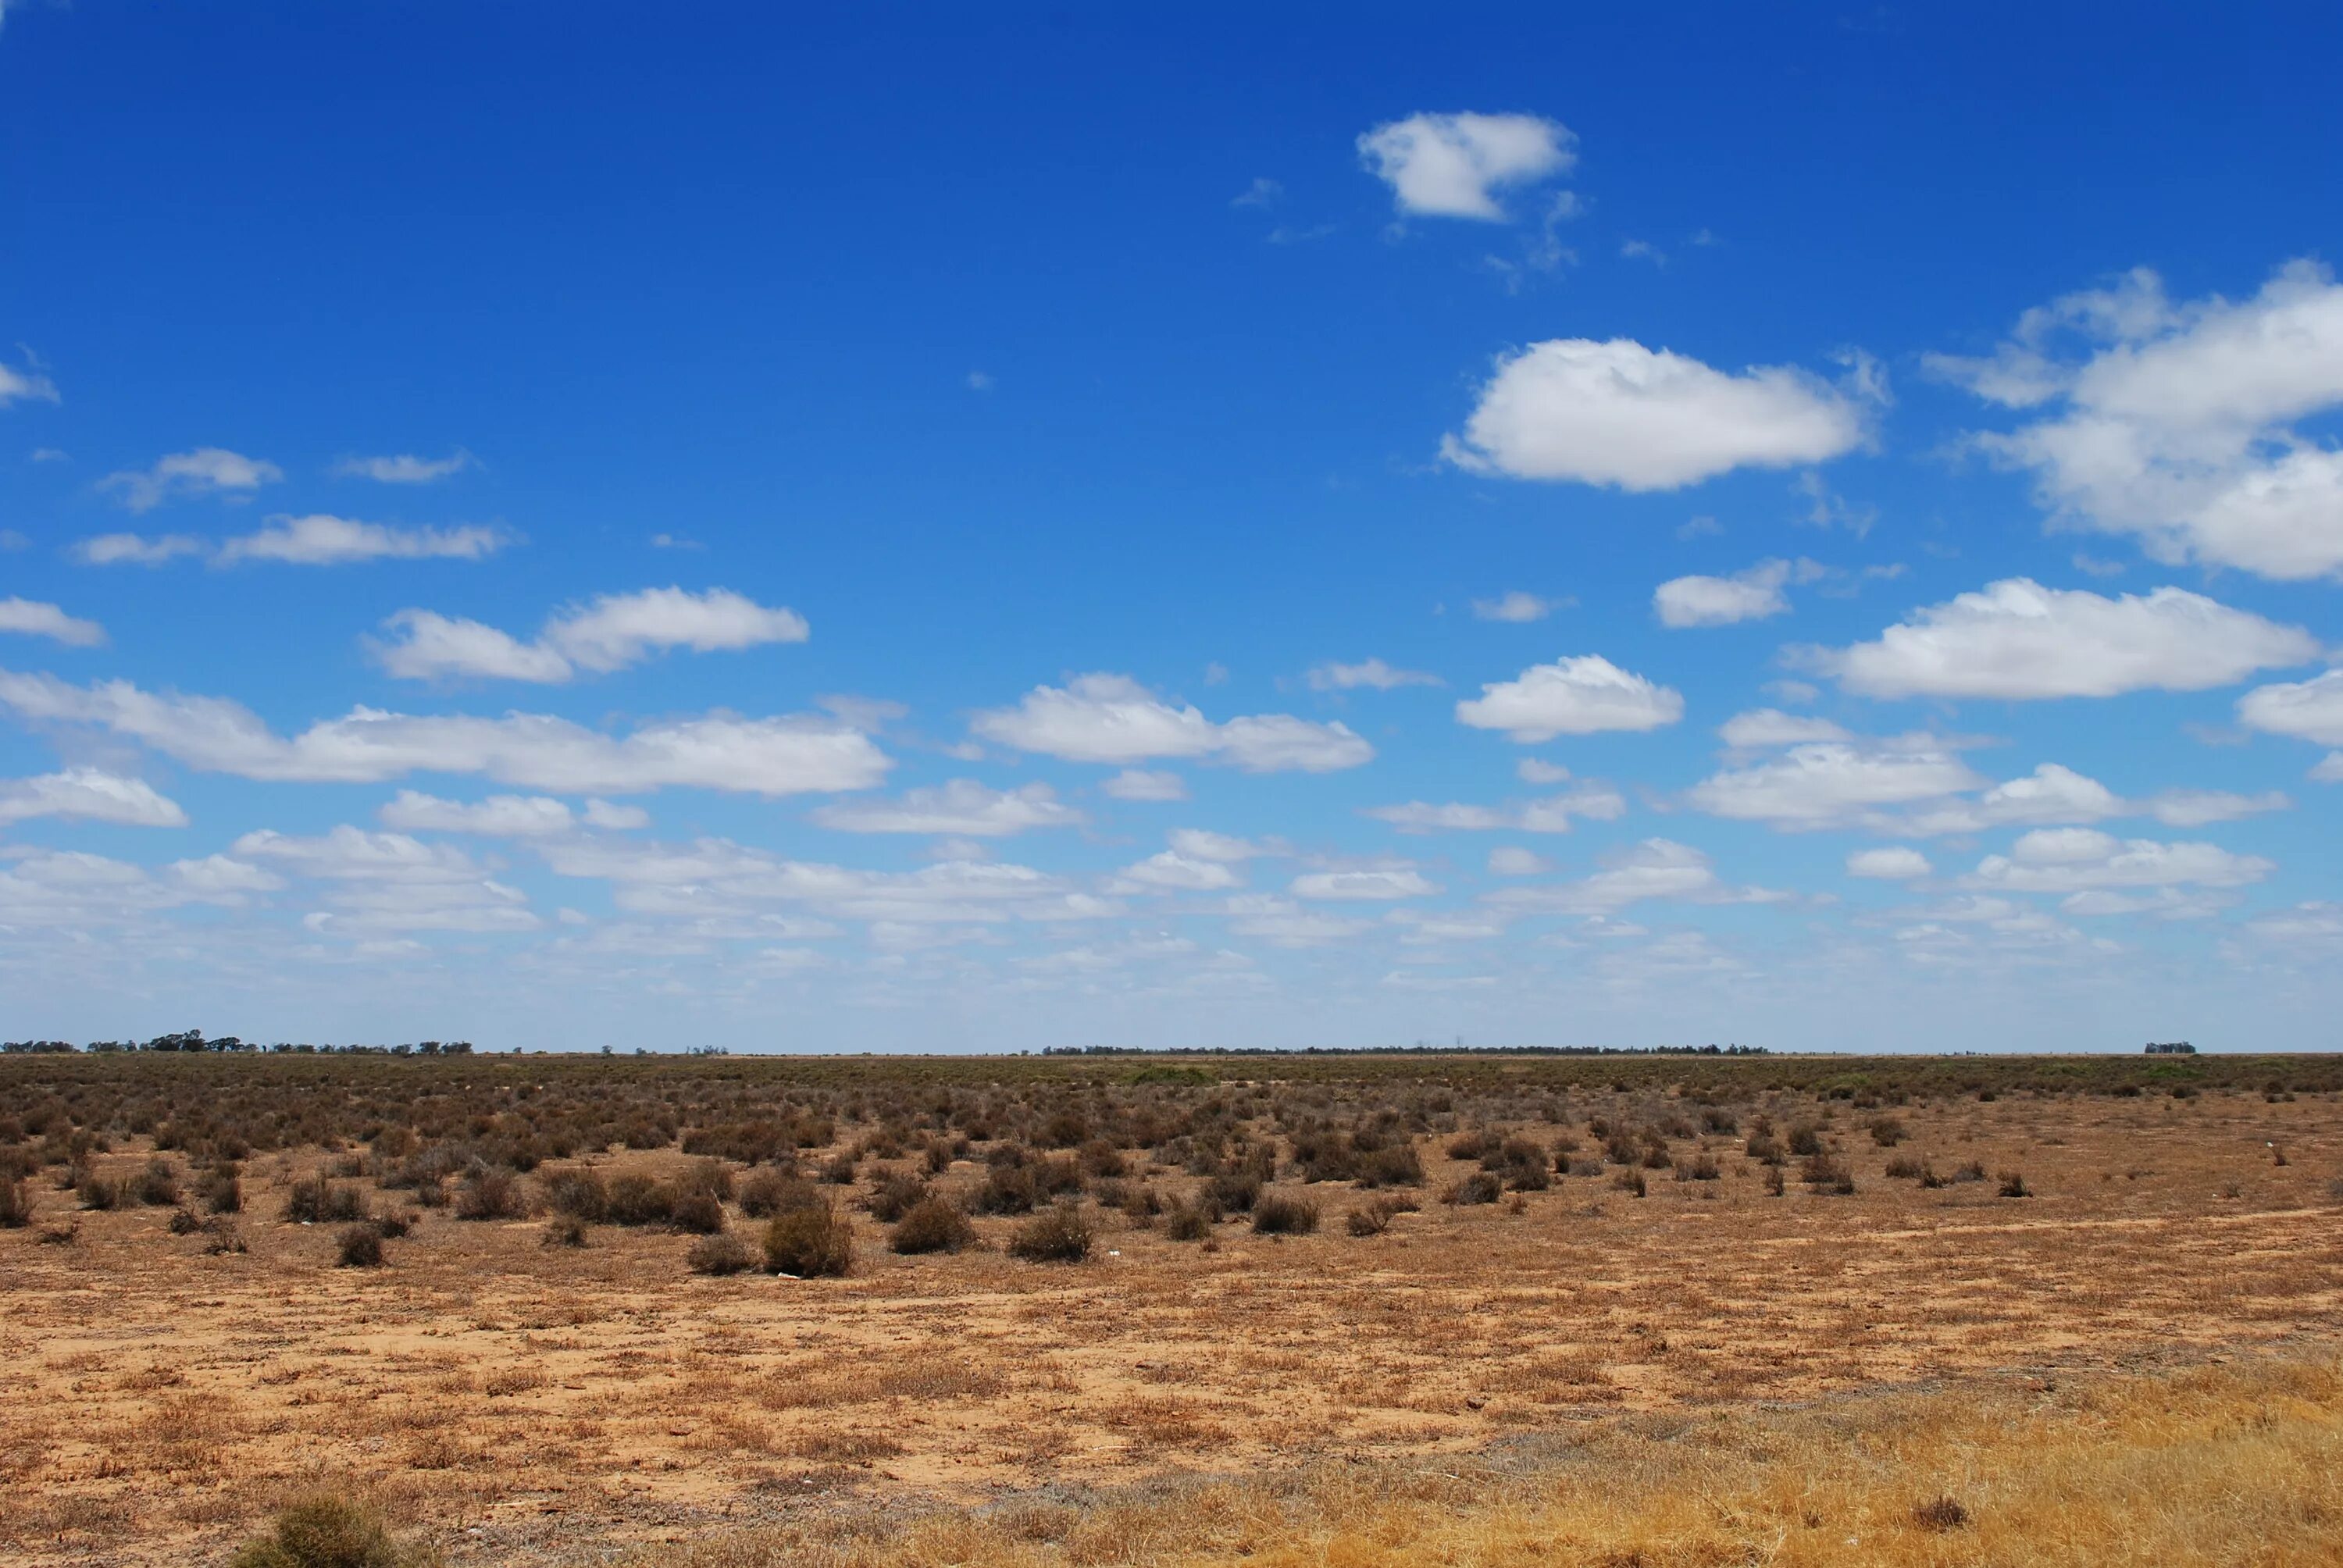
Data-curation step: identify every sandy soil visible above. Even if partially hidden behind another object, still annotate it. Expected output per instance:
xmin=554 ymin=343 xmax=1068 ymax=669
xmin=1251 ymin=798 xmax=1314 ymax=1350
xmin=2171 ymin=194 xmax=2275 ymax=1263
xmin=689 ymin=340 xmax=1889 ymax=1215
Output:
xmin=2 ymin=1086 xmax=2338 ymax=1565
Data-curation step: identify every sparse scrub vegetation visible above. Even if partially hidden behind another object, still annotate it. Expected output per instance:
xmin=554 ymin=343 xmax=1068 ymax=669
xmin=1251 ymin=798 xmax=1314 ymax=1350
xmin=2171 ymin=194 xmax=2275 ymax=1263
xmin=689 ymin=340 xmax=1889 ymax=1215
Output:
xmin=1007 ymin=1201 xmax=1093 ymax=1262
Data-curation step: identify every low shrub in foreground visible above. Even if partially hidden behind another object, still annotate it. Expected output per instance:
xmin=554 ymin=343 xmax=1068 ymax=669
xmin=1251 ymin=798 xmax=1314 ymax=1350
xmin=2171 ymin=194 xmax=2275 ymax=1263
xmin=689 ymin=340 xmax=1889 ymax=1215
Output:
xmin=1345 ymin=1193 xmax=1418 ymax=1236
xmin=0 ymin=1175 xmax=27 ymax=1228
xmin=688 ymin=1231 xmax=755 ymax=1275
xmin=763 ymin=1206 xmax=853 ymax=1277
xmin=1161 ymin=1199 xmax=1214 ymax=1241
xmin=226 ymin=1493 xmax=432 ymax=1568
xmin=1007 ymin=1202 xmax=1093 ymax=1263
xmin=336 ymin=1224 xmax=385 ymax=1268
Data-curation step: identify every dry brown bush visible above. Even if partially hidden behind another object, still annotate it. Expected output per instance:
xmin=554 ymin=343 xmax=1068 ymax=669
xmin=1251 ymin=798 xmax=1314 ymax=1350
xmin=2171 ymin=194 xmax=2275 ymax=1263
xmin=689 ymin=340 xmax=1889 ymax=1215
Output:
xmin=763 ymin=1206 xmax=853 ymax=1277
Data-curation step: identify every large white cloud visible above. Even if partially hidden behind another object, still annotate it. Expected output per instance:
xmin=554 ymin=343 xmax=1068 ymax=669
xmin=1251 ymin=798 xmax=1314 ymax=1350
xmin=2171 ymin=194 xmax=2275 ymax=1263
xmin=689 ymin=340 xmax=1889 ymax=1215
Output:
xmin=1455 ymin=654 xmax=1682 ymax=742
xmin=0 ymin=769 xmax=187 ymax=829
xmin=810 ymin=780 xmax=1082 ymax=837
xmin=373 ymin=587 xmax=811 ymax=682
xmin=1802 ymin=578 xmax=2317 ymax=699
xmin=0 ymin=597 xmax=105 ymax=647
xmin=0 ymin=669 xmax=890 ymax=796
xmin=1935 ymin=261 xmax=2343 ymax=579
xmin=971 ymin=673 xmax=1371 ymax=772
xmin=99 ymin=448 xmax=282 ymax=511
xmin=1442 ymin=338 xmax=1868 ymax=490
xmin=1356 ymin=112 xmax=1574 ymax=220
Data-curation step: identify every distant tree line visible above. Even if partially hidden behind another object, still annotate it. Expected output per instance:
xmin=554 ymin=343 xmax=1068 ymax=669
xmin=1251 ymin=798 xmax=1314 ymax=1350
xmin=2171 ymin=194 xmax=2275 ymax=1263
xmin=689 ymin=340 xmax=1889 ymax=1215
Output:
xmin=1038 ymin=1043 xmax=1771 ymax=1057
xmin=2 ymin=1031 xmax=474 ymax=1056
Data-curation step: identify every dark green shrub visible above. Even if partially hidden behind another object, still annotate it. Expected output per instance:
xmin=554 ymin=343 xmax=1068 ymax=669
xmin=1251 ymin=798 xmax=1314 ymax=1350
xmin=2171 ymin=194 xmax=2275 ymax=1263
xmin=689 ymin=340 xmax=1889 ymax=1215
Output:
xmin=336 ymin=1224 xmax=384 ymax=1267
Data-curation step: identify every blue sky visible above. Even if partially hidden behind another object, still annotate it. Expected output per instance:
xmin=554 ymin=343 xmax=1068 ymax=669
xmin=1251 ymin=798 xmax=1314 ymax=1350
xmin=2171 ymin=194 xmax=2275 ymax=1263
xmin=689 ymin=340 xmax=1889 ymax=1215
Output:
xmin=3 ymin=3 xmax=2341 ymax=1051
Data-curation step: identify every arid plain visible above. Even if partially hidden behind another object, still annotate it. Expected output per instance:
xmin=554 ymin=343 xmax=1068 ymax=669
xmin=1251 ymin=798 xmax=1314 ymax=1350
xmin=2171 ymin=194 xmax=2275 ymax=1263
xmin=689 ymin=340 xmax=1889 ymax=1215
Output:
xmin=2 ymin=1050 xmax=2338 ymax=1566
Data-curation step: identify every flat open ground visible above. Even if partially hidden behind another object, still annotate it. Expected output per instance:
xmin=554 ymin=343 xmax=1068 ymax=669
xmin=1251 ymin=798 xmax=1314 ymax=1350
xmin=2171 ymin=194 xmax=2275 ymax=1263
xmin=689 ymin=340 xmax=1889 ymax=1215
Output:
xmin=2 ymin=1052 xmax=2339 ymax=1565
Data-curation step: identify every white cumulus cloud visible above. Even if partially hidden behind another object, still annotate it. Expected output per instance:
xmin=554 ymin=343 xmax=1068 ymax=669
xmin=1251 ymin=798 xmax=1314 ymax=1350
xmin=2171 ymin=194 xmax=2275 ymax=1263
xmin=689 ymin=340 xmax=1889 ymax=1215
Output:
xmin=1364 ymin=785 xmax=1625 ymax=834
xmin=372 ymin=587 xmax=810 ymax=682
xmin=0 ymin=597 xmax=104 ymax=647
xmin=1100 ymin=768 xmax=1187 ymax=801
xmin=1471 ymin=590 xmax=1559 ymax=622
xmin=333 ymin=451 xmax=475 ymax=483
xmin=0 ymin=769 xmax=187 ymax=829
xmin=72 ymin=533 xmax=207 ymax=566
xmin=217 ymin=515 xmax=509 ymax=565
xmin=2238 ymin=669 xmax=2343 ymax=748
xmin=100 ymin=448 xmax=283 ymax=511
xmin=0 ymin=669 xmax=891 ymax=796
xmin=811 ymin=780 xmax=1082 ymax=837
xmin=1801 ymin=578 xmax=2317 ymax=699
xmin=1306 ymin=657 xmax=1442 ymax=691
xmin=1290 ymin=868 xmax=1439 ymax=900
xmin=1653 ymin=559 xmax=1800 ymax=627
xmin=1443 ymin=338 xmax=1869 ymax=490
xmin=972 ymin=673 xmax=1371 ymax=772
xmin=1935 ymin=261 xmax=2343 ymax=579
xmin=1847 ymin=846 xmax=1931 ymax=880
xmin=1356 ymin=112 xmax=1574 ymax=220
xmin=1456 ymin=654 xmax=1683 ymax=742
